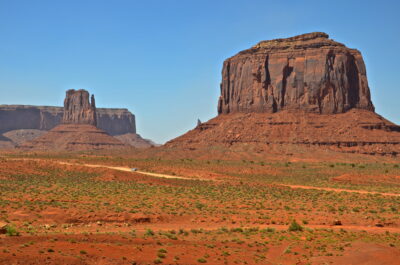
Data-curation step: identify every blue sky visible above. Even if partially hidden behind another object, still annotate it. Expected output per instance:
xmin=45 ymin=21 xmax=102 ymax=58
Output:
xmin=1 ymin=0 xmax=399 ymax=143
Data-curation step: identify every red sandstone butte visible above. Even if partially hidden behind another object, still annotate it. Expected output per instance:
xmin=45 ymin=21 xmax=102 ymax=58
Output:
xmin=218 ymin=32 xmax=374 ymax=115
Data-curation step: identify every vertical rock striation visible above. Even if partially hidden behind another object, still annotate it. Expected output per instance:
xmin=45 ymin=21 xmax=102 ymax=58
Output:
xmin=19 ymin=89 xmax=126 ymax=151
xmin=0 ymin=105 xmax=136 ymax=135
xmin=166 ymin=32 xmax=400 ymax=156
xmin=62 ymin=89 xmax=97 ymax=125
xmin=218 ymin=32 xmax=374 ymax=115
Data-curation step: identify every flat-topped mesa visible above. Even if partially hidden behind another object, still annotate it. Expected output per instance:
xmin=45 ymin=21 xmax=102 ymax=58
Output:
xmin=218 ymin=32 xmax=375 ymax=115
xmin=62 ymin=89 xmax=97 ymax=126
xmin=246 ymin=32 xmax=343 ymax=52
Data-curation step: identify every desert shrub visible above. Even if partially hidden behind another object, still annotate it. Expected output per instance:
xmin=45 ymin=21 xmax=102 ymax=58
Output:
xmin=5 ymin=225 xmax=20 ymax=236
xmin=145 ymin=229 xmax=154 ymax=236
xmin=154 ymin=258 xmax=162 ymax=264
xmin=288 ymin=220 xmax=303 ymax=232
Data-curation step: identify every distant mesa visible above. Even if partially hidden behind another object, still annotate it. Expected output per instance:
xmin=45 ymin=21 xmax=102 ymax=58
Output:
xmin=0 ymin=89 xmax=155 ymax=150
xmin=19 ymin=89 xmax=125 ymax=151
xmin=168 ymin=32 xmax=400 ymax=156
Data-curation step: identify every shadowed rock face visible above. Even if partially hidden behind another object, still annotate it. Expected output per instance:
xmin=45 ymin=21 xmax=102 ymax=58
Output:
xmin=218 ymin=32 xmax=375 ymax=114
xmin=0 ymin=105 xmax=136 ymax=136
xmin=62 ymin=89 xmax=97 ymax=125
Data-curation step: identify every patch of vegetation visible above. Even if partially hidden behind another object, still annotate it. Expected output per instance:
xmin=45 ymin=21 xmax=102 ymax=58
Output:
xmin=288 ymin=220 xmax=304 ymax=232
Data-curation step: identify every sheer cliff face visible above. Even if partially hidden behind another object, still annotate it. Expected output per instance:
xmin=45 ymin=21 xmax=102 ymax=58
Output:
xmin=0 ymin=106 xmax=62 ymax=133
xmin=218 ymin=32 xmax=375 ymax=115
xmin=62 ymin=89 xmax=97 ymax=126
xmin=96 ymin=109 xmax=136 ymax=136
xmin=0 ymin=105 xmax=136 ymax=136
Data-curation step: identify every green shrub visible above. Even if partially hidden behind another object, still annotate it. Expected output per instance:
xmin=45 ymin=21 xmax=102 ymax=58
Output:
xmin=5 ymin=225 xmax=20 ymax=236
xmin=154 ymin=258 xmax=162 ymax=264
xmin=145 ymin=229 xmax=154 ymax=236
xmin=288 ymin=220 xmax=303 ymax=232
xmin=157 ymin=253 xmax=166 ymax=259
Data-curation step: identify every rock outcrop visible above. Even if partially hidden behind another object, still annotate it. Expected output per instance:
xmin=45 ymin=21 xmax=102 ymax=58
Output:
xmin=96 ymin=108 xmax=136 ymax=136
xmin=167 ymin=33 xmax=400 ymax=156
xmin=0 ymin=105 xmax=62 ymax=133
xmin=0 ymin=105 xmax=136 ymax=136
xmin=62 ymin=89 xmax=97 ymax=125
xmin=218 ymin=32 xmax=374 ymax=114
xmin=19 ymin=89 xmax=126 ymax=151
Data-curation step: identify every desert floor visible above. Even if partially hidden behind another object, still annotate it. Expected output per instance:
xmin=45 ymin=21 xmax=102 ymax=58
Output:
xmin=0 ymin=151 xmax=399 ymax=264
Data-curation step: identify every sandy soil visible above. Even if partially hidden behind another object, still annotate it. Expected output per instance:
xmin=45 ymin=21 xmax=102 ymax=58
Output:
xmin=1 ymin=154 xmax=399 ymax=264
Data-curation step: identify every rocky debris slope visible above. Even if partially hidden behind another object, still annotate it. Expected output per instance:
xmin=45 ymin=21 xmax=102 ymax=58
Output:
xmin=19 ymin=90 xmax=126 ymax=151
xmin=167 ymin=33 xmax=400 ymax=156
xmin=19 ymin=124 xmax=126 ymax=151
xmin=167 ymin=109 xmax=400 ymax=156
xmin=3 ymin=129 xmax=47 ymax=146
xmin=218 ymin=32 xmax=374 ymax=115
xmin=115 ymin=133 xmax=158 ymax=148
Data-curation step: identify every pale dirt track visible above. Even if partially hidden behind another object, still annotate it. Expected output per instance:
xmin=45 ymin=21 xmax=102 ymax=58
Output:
xmin=278 ymin=184 xmax=400 ymax=197
xmin=57 ymin=161 xmax=192 ymax=180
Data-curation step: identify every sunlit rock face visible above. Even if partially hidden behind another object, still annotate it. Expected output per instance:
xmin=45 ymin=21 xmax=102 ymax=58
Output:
xmin=62 ymin=89 xmax=97 ymax=126
xmin=218 ymin=32 xmax=374 ymax=115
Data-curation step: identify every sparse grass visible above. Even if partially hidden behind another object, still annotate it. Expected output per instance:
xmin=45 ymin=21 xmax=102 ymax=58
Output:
xmin=0 ymin=154 xmax=399 ymax=264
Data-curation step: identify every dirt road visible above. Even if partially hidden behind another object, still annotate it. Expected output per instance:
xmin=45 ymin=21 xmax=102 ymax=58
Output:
xmin=58 ymin=161 xmax=192 ymax=180
xmin=278 ymin=183 xmax=400 ymax=197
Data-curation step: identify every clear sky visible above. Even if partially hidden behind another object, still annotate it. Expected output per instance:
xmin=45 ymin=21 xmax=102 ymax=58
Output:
xmin=1 ymin=0 xmax=399 ymax=143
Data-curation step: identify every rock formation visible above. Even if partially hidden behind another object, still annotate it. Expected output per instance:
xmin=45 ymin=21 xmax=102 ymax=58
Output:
xmin=0 ymin=105 xmax=136 ymax=136
xmin=62 ymin=89 xmax=97 ymax=125
xmin=218 ymin=32 xmax=374 ymax=115
xmin=0 ymin=101 xmax=156 ymax=148
xmin=96 ymin=108 xmax=136 ymax=136
xmin=167 ymin=33 xmax=400 ymax=156
xmin=19 ymin=89 xmax=126 ymax=151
